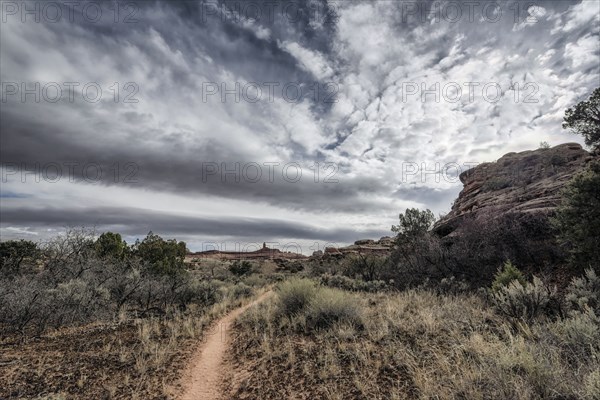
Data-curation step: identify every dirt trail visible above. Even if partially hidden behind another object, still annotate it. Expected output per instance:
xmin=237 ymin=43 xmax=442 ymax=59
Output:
xmin=179 ymin=291 xmax=272 ymax=400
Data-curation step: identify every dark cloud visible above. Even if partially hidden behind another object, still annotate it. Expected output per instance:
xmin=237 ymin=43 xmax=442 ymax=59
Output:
xmin=0 ymin=105 xmax=394 ymax=213
xmin=0 ymin=206 xmax=388 ymax=243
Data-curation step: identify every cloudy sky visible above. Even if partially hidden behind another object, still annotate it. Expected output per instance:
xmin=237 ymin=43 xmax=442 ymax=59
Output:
xmin=1 ymin=0 xmax=598 ymax=253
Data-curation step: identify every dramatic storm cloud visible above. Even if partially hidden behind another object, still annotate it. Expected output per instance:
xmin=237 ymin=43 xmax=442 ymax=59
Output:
xmin=1 ymin=0 xmax=598 ymax=252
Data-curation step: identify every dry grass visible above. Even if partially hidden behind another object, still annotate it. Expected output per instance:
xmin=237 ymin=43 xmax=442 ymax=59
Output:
xmin=229 ymin=286 xmax=600 ymax=399
xmin=0 ymin=284 xmax=266 ymax=400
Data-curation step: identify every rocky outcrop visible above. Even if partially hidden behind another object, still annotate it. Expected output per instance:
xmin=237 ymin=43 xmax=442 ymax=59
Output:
xmin=314 ymin=236 xmax=394 ymax=259
xmin=434 ymin=143 xmax=594 ymax=236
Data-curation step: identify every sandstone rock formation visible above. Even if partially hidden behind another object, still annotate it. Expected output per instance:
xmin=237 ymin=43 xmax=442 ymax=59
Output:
xmin=434 ymin=143 xmax=594 ymax=236
xmin=314 ymin=236 xmax=394 ymax=260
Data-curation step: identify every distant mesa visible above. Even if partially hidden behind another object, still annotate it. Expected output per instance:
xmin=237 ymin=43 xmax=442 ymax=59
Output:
xmin=186 ymin=237 xmax=396 ymax=263
xmin=186 ymin=242 xmax=307 ymax=261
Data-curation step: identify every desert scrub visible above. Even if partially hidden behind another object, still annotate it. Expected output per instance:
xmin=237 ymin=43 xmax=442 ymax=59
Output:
xmin=482 ymin=177 xmax=511 ymax=192
xmin=229 ymin=282 xmax=254 ymax=300
xmin=276 ymin=278 xmax=319 ymax=316
xmin=491 ymin=276 xmax=558 ymax=324
xmin=274 ymin=278 xmax=364 ymax=332
xmin=305 ymin=287 xmax=364 ymax=330
xmin=491 ymin=260 xmax=526 ymax=292
xmin=584 ymin=369 xmax=600 ymax=400
xmin=319 ymin=273 xmax=388 ymax=293
xmin=229 ymin=288 xmax=597 ymax=400
xmin=0 ymin=282 xmax=266 ymax=400
xmin=543 ymin=309 xmax=600 ymax=362
xmin=565 ymin=268 xmax=600 ymax=314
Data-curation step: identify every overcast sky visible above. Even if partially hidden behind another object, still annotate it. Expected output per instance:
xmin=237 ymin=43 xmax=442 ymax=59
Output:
xmin=1 ymin=0 xmax=598 ymax=253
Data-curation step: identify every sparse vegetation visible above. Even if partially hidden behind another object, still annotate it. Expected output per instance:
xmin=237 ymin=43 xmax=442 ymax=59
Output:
xmin=0 ymin=228 xmax=274 ymax=399
xmin=482 ymin=177 xmax=512 ymax=191
xmin=230 ymin=275 xmax=600 ymax=399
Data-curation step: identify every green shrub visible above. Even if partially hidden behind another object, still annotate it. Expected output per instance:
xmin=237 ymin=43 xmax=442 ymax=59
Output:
xmin=242 ymin=274 xmax=268 ymax=287
xmin=266 ymin=273 xmax=286 ymax=283
xmin=552 ymin=161 xmax=600 ymax=268
xmin=482 ymin=177 xmax=511 ymax=192
xmin=437 ymin=276 xmax=470 ymax=294
xmin=230 ymin=282 xmax=254 ymax=299
xmin=277 ymin=279 xmax=318 ymax=317
xmin=134 ymin=231 xmax=187 ymax=276
xmin=550 ymin=154 xmax=566 ymax=166
xmin=94 ymin=232 xmax=127 ymax=260
xmin=305 ymin=288 xmax=363 ymax=330
xmin=346 ymin=254 xmax=389 ymax=282
xmin=492 ymin=261 xmax=526 ymax=292
xmin=565 ymin=269 xmax=600 ymax=314
xmin=0 ymin=239 xmax=39 ymax=275
xmin=175 ymin=279 xmax=221 ymax=308
xmin=229 ymin=260 xmax=253 ymax=277
xmin=320 ymin=274 xmax=387 ymax=292
xmin=547 ymin=310 xmax=600 ymax=361
xmin=491 ymin=276 xmax=557 ymax=324
xmin=584 ymin=368 xmax=600 ymax=400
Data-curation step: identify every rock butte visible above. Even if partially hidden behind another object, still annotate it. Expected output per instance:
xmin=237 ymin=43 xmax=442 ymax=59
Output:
xmin=434 ymin=142 xmax=594 ymax=237
xmin=186 ymin=242 xmax=307 ymax=261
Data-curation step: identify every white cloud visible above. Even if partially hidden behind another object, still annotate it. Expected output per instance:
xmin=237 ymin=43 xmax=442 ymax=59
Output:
xmin=565 ymin=33 xmax=600 ymax=68
xmin=553 ymin=1 xmax=599 ymax=34
xmin=279 ymin=41 xmax=334 ymax=80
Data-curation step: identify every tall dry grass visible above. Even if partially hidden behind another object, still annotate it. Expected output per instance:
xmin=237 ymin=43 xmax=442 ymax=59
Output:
xmin=229 ymin=280 xmax=600 ymax=399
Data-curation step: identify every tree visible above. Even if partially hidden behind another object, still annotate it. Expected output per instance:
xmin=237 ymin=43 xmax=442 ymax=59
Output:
xmin=563 ymin=87 xmax=600 ymax=150
xmin=134 ymin=232 xmax=187 ymax=275
xmin=229 ymin=260 xmax=252 ymax=277
xmin=391 ymin=208 xmax=435 ymax=243
xmin=0 ymin=240 xmax=39 ymax=274
xmin=389 ymin=209 xmax=443 ymax=288
xmin=552 ymin=161 xmax=600 ymax=269
xmin=347 ymin=253 xmax=388 ymax=282
xmin=94 ymin=232 xmax=127 ymax=260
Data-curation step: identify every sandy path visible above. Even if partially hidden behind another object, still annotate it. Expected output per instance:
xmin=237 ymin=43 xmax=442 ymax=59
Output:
xmin=179 ymin=291 xmax=272 ymax=400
